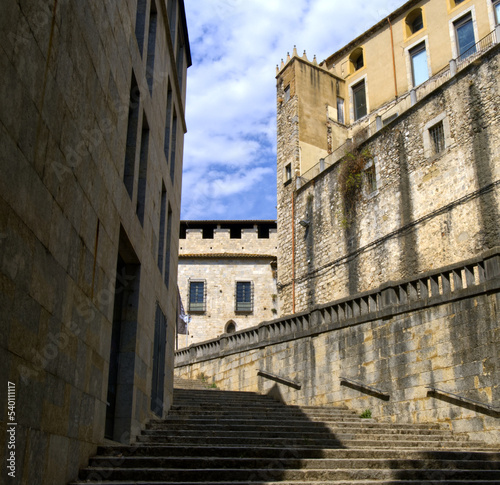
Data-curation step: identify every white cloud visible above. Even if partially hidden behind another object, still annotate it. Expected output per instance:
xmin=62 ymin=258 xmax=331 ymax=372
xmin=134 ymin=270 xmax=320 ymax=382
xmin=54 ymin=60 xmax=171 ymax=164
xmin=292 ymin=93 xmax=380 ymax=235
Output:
xmin=181 ymin=0 xmax=405 ymax=220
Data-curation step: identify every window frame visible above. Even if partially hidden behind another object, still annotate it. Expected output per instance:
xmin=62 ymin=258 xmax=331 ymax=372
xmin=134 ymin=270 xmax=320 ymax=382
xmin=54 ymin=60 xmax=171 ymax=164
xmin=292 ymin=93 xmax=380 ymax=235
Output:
xmin=351 ymin=79 xmax=367 ymax=121
xmin=349 ymin=47 xmax=364 ymax=74
xmin=454 ymin=12 xmax=476 ymax=58
xmin=235 ymin=281 xmax=253 ymax=313
xmin=495 ymin=0 xmax=500 ymax=24
xmin=449 ymin=7 xmax=478 ymax=59
xmin=284 ymin=85 xmax=290 ymax=102
xmin=409 ymin=41 xmax=429 ymax=87
xmin=188 ymin=280 xmax=206 ymax=312
xmin=405 ymin=8 xmax=425 ymax=38
xmin=429 ymin=121 xmax=445 ymax=156
xmin=423 ymin=113 xmax=451 ymax=159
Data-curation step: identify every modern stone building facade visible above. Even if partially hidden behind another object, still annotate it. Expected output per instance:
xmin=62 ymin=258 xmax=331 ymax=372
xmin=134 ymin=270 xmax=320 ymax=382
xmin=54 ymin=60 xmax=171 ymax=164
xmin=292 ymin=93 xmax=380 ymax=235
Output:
xmin=0 ymin=1 xmax=190 ymax=483
xmin=276 ymin=0 xmax=500 ymax=315
xmin=177 ymin=221 xmax=278 ymax=348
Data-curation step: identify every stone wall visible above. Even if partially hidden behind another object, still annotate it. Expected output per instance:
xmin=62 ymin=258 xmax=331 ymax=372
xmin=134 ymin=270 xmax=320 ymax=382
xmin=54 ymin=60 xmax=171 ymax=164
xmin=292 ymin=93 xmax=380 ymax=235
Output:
xmin=0 ymin=1 xmax=189 ymax=483
xmin=277 ymin=45 xmax=500 ymax=316
xmin=175 ymin=249 xmax=500 ymax=443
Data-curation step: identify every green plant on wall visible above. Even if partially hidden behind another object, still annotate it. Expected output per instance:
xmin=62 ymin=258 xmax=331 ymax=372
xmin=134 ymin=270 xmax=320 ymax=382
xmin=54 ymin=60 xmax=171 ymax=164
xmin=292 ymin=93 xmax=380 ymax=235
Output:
xmin=337 ymin=148 xmax=372 ymax=227
xmin=360 ymin=409 xmax=372 ymax=419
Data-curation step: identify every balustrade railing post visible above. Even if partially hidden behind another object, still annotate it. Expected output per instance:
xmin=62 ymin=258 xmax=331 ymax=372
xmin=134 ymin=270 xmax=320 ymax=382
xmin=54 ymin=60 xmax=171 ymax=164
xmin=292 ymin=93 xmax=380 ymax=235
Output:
xmin=410 ymin=89 xmax=417 ymax=106
xmin=484 ymin=252 xmax=500 ymax=280
xmin=380 ymin=283 xmax=398 ymax=309
xmin=376 ymin=115 xmax=382 ymax=131
xmin=219 ymin=335 xmax=228 ymax=353
xmin=449 ymin=58 xmax=457 ymax=76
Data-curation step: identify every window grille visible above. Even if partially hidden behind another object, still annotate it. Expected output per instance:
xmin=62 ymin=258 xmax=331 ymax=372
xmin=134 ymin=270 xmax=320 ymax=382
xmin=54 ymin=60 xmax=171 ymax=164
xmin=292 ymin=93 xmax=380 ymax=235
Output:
xmin=235 ymin=281 xmax=253 ymax=312
xmin=189 ymin=280 xmax=206 ymax=312
xmin=365 ymin=164 xmax=377 ymax=193
xmin=429 ymin=121 xmax=445 ymax=155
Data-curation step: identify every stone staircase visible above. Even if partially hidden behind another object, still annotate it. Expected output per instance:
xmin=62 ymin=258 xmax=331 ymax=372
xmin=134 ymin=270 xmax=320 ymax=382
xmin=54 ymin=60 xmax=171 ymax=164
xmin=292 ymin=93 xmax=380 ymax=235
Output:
xmin=72 ymin=381 xmax=500 ymax=484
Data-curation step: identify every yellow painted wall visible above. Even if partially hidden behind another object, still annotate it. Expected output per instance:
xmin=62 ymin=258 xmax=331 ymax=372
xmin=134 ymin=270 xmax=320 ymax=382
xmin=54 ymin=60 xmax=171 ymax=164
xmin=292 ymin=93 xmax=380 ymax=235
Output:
xmin=327 ymin=0 xmax=496 ymax=124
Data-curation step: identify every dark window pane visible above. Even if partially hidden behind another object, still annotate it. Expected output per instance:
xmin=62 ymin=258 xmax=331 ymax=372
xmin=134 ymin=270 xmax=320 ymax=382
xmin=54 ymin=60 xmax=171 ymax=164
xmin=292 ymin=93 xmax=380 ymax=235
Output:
xmin=455 ymin=15 xmax=476 ymax=58
xmin=353 ymin=81 xmax=367 ymax=120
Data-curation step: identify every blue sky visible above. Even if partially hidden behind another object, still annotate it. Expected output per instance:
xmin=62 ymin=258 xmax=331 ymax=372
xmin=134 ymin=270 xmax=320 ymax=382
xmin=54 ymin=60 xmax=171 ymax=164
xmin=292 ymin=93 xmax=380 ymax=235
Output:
xmin=181 ymin=0 xmax=404 ymax=220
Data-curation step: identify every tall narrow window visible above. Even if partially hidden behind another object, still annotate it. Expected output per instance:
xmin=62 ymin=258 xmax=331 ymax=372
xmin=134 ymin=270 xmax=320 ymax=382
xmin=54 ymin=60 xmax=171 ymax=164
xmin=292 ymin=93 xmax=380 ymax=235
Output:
xmin=352 ymin=80 xmax=367 ymax=121
xmin=364 ymin=162 xmax=377 ymax=194
xmin=176 ymin=33 xmax=185 ymax=91
xmin=164 ymin=84 xmax=172 ymax=165
xmin=454 ymin=13 xmax=476 ymax=59
xmin=157 ymin=184 xmax=167 ymax=273
xmin=123 ymin=75 xmax=140 ymax=198
xmin=236 ymin=281 xmax=253 ymax=312
xmin=409 ymin=42 xmax=429 ymax=87
xmin=146 ymin=2 xmax=158 ymax=94
xmin=189 ymin=281 xmax=205 ymax=312
xmin=284 ymin=163 xmax=292 ymax=183
xmin=135 ymin=0 xmax=148 ymax=57
xmin=284 ymin=85 xmax=290 ymax=101
xmin=337 ymin=97 xmax=345 ymax=124
xmin=493 ymin=0 xmax=500 ymax=24
xmin=151 ymin=304 xmax=167 ymax=417
xmin=168 ymin=0 xmax=178 ymax=45
xmin=164 ymin=206 xmax=172 ymax=287
xmin=170 ymin=111 xmax=178 ymax=182
xmin=136 ymin=117 xmax=149 ymax=226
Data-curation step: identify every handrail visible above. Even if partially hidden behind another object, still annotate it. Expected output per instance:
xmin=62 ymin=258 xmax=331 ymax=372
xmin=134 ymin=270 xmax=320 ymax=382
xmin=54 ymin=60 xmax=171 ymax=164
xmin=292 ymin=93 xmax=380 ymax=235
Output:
xmin=257 ymin=370 xmax=301 ymax=389
xmin=340 ymin=376 xmax=390 ymax=399
xmin=426 ymin=387 xmax=500 ymax=412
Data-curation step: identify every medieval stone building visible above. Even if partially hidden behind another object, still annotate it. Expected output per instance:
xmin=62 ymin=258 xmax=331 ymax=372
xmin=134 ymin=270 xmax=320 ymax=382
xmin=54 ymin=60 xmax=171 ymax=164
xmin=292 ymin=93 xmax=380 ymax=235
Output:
xmin=276 ymin=0 xmax=500 ymax=314
xmin=0 ymin=1 xmax=190 ymax=483
xmin=177 ymin=220 xmax=278 ymax=348
xmin=175 ymin=0 xmax=500 ymax=444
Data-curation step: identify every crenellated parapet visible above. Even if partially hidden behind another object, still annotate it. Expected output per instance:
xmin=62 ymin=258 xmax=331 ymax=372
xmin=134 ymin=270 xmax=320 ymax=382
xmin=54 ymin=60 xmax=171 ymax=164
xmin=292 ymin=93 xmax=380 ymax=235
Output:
xmin=179 ymin=221 xmax=277 ymax=256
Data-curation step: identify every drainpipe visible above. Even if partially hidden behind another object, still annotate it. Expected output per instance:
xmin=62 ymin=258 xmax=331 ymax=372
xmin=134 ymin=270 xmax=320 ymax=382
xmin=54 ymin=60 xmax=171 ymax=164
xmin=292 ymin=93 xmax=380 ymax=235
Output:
xmin=387 ymin=17 xmax=398 ymax=99
xmin=291 ymin=190 xmax=296 ymax=314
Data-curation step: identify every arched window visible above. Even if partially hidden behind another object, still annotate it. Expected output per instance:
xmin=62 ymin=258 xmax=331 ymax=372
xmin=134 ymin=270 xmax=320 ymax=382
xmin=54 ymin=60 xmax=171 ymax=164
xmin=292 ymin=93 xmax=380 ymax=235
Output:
xmin=349 ymin=48 xmax=364 ymax=73
xmin=406 ymin=8 xmax=424 ymax=37
xmin=225 ymin=321 xmax=236 ymax=334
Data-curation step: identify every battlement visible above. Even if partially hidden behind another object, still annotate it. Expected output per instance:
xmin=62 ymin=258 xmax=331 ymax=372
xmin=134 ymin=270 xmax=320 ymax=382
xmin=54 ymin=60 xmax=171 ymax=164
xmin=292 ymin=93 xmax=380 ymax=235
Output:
xmin=179 ymin=220 xmax=277 ymax=256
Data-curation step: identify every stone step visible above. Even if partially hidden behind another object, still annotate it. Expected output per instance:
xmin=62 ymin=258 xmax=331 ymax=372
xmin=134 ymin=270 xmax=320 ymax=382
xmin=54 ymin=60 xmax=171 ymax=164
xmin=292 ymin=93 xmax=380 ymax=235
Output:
xmin=88 ymin=456 xmax=500 ymax=471
xmin=169 ymin=404 xmax=357 ymax=414
xmin=166 ymin=410 xmax=367 ymax=420
xmin=135 ymin=435 xmax=485 ymax=449
xmin=96 ymin=445 xmax=500 ymax=460
xmin=152 ymin=417 xmax=443 ymax=430
xmin=148 ymin=421 xmax=451 ymax=434
xmin=140 ymin=428 xmax=457 ymax=439
xmin=76 ymin=387 xmax=500 ymax=484
xmin=77 ymin=466 xmax=500 ymax=482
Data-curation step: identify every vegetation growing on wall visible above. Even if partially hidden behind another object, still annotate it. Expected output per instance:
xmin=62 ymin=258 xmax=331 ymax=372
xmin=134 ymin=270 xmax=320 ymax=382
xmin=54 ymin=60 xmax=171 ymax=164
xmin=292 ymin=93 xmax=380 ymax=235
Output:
xmin=338 ymin=148 xmax=372 ymax=227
